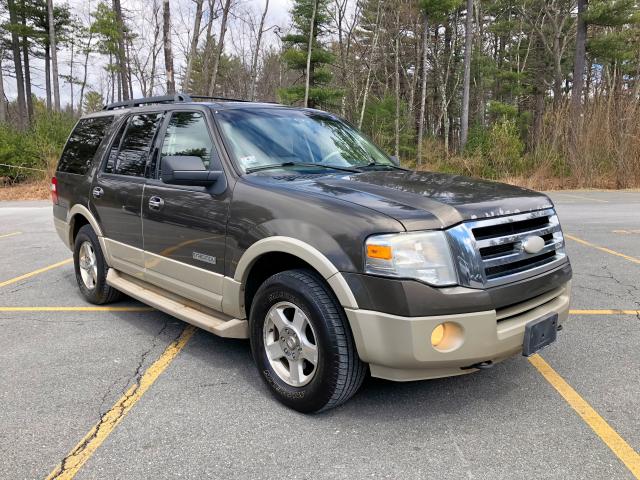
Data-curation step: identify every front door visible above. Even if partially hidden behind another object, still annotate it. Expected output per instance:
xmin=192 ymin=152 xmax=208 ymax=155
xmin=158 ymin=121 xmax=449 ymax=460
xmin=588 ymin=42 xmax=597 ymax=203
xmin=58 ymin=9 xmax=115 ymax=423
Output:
xmin=142 ymin=110 xmax=230 ymax=311
xmin=91 ymin=112 xmax=163 ymax=277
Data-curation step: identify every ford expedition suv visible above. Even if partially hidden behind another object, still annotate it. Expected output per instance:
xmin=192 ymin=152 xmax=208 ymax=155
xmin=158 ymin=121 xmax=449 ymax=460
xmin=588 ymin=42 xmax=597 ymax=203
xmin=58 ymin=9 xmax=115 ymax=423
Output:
xmin=52 ymin=94 xmax=572 ymax=413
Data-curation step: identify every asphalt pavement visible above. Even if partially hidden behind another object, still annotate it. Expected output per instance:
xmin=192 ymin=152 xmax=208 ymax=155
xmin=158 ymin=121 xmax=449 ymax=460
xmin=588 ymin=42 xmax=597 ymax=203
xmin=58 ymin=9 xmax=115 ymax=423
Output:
xmin=0 ymin=191 xmax=639 ymax=480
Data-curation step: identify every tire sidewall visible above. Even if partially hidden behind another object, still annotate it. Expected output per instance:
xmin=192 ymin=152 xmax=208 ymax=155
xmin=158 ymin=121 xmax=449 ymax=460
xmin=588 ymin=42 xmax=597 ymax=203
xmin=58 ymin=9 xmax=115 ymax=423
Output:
xmin=73 ymin=225 xmax=108 ymax=304
xmin=250 ymin=272 xmax=341 ymax=413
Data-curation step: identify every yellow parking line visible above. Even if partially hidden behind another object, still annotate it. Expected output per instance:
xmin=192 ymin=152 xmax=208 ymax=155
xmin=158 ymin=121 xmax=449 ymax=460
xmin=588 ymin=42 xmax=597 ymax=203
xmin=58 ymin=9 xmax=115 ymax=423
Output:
xmin=529 ymin=354 xmax=640 ymax=478
xmin=46 ymin=324 xmax=196 ymax=480
xmin=570 ymin=309 xmax=640 ymax=315
xmin=0 ymin=231 xmax=22 ymax=239
xmin=565 ymin=234 xmax=640 ymax=265
xmin=0 ymin=258 xmax=73 ymax=288
xmin=0 ymin=306 xmax=154 ymax=312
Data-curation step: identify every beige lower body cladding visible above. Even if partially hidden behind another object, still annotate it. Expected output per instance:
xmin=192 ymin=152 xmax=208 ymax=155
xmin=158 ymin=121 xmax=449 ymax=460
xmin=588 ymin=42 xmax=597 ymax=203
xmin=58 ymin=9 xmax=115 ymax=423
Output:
xmin=345 ymin=282 xmax=571 ymax=382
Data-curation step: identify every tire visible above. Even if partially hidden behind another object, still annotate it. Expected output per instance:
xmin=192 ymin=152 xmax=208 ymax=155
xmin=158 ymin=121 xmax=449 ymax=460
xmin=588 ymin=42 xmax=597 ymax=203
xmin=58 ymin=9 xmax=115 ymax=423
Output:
xmin=73 ymin=224 xmax=122 ymax=305
xmin=249 ymin=269 xmax=367 ymax=413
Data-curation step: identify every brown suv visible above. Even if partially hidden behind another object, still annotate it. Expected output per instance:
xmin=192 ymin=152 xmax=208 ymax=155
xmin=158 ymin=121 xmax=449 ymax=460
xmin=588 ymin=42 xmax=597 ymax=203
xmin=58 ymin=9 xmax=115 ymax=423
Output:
xmin=52 ymin=94 xmax=572 ymax=413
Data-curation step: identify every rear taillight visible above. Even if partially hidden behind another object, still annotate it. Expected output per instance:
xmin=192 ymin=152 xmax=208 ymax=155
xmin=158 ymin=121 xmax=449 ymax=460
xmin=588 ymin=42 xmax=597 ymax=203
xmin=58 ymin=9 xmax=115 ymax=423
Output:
xmin=51 ymin=176 xmax=59 ymax=205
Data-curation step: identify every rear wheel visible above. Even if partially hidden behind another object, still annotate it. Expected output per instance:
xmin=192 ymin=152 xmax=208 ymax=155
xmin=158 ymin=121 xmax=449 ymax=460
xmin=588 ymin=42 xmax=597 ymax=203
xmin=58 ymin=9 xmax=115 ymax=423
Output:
xmin=249 ymin=269 xmax=366 ymax=413
xmin=73 ymin=224 xmax=122 ymax=304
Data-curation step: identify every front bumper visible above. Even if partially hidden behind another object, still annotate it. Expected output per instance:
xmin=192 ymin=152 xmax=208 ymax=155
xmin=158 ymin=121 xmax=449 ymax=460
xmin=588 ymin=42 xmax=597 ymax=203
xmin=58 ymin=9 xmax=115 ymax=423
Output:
xmin=344 ymin=281 xmax=570 ymax=381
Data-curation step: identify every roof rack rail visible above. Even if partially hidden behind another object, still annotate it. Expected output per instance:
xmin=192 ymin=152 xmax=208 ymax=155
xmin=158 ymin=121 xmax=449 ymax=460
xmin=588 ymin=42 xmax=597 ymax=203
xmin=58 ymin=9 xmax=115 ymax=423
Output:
xmin=102 ymin=93 xmax=255 ymax=110
xmin=103 ymin=93 xmax=193 ymax=110
xmin=189 ymin=95 xmax=250 ymax=103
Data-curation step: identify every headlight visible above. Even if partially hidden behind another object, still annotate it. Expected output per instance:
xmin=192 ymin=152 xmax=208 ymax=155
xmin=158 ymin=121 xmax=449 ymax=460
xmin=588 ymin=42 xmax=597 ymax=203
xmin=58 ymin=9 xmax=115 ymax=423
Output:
xmin=364 ymin=231 xmax=457 ymax=286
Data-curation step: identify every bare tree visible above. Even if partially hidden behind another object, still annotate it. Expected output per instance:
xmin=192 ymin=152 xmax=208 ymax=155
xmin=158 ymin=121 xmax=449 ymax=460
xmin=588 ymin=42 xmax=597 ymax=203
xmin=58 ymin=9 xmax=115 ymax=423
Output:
xmin=0 ymin=52 xmax=7 ymax=123
xmin=208 ymin=0 xmax=232 ymax=96
xmin=183 ymin=0 xmax=205 ymax=92
xmin=48 ymin=0 xmax=61 ymax=111
xmin=571 ymin=0 xmax=587 ymax=122
xmin=20 ymin=4 xmax=33 ymax=121
xmin=393 ymin=10 xmax=401 ymax=158
xmin=7 ymin=0 xmax=27 ymax=127
xmin=460 ymin=0 xmax=473 ymax=150
xmin=78 ymin=28 xmax=94 ymax=114
xmin=358 ymin=0 xmax=381 ymax=129
xmin=304 ymin=0 xmax=318 ymax=107
xmin=112 ymin=0 xmax=130 ymax=100
xmin=249 ymin=0 xmax=270 ymax=101
xmin=416 ymin=12 xmax=429 ymax=164
xmin=163 ymin=0 xmax=176 ymax=93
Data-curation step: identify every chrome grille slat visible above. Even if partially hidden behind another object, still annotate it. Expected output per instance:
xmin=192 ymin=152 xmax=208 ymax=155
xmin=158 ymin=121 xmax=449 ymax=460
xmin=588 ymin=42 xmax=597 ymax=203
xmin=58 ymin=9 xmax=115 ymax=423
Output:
xmin=481 ymin=238 xmax=564 ymax=268
xmin=475 ymin=223 xmax=559 ymax=249
xmin=446 ymin=208 xmax=567 ymax=288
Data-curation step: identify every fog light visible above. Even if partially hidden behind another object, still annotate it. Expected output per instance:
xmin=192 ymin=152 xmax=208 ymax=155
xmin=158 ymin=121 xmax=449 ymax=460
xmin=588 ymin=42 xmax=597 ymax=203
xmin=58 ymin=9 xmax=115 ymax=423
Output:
xmin=431 ymin=323 xmax=445 ymax=346
xmin=430 ymin=322 xmax=464 ymax=352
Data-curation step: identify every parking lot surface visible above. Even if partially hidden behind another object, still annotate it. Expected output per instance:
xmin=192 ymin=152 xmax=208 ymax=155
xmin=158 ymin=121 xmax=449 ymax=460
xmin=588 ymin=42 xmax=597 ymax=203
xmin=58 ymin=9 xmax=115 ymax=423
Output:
xmin=1 ymin=191 xmax=639 ymax=479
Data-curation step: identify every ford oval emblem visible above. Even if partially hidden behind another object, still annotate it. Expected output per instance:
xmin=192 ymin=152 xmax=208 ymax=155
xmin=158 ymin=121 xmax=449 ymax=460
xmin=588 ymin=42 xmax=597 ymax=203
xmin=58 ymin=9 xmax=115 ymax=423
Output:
xmin=522 ymin=236 xmax=545 ymax=254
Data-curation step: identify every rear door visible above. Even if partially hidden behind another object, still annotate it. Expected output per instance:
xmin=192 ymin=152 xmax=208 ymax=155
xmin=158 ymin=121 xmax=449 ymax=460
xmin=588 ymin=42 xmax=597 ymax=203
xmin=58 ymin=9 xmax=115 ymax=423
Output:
xmin=90 ymin=112 xmax=163 ymax=277
xmin=142 ymin=109 xmax=230 ymax=311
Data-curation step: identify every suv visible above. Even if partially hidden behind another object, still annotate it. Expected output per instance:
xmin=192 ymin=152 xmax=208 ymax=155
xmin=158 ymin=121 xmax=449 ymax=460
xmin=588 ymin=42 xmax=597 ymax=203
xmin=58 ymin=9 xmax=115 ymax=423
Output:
xmin=52 ymin=94 xmax=571 ymax=413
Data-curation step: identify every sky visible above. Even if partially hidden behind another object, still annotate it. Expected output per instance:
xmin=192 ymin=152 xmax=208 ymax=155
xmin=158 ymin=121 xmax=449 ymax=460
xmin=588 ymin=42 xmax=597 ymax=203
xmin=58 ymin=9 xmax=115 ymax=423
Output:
xmin=2 ymin=0 xmax=293 ymax=105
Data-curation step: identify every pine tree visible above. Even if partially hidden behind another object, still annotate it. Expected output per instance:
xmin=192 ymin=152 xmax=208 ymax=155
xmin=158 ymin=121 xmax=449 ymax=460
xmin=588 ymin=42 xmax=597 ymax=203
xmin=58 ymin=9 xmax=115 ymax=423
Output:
xmin=279 ymin=0 xmax=341 ymax=108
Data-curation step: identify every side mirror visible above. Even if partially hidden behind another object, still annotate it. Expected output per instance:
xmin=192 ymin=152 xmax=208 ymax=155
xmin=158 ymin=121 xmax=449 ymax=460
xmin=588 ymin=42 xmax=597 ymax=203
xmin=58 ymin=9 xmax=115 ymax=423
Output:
xmin=389 ymin=155 xmax=400 ymax=166
xmin=161 ymin=156 xmax=222 ymax=187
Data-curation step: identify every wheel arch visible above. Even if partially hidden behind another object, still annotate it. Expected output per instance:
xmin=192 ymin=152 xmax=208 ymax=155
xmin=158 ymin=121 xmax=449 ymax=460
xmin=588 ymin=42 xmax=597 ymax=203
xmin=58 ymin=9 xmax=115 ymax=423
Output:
xmin=225 ymin=237 xmax=359 ymax=320
xmin=67 ymin=204 xmax=103 ymax=245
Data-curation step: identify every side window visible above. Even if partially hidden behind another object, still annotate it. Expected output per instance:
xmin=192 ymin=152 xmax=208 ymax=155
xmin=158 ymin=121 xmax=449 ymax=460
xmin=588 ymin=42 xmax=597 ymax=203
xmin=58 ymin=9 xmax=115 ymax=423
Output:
xmin=105 ymin=113 xmax=162 ymax=177
xmin=57 ymin=116 xmax=114 ymax=175
xmin=160 ymin=112 xmax=215 ymax=175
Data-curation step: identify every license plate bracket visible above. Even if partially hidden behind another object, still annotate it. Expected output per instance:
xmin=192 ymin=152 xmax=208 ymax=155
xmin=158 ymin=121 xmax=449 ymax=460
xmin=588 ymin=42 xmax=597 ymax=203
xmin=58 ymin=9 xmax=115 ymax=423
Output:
xmin=522 ymin=313 xmax=558 ymax=356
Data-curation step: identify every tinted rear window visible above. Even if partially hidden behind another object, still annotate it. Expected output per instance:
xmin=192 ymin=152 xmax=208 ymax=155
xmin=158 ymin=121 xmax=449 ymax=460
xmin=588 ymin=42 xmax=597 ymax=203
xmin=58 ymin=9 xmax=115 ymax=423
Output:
xmin=105 ymin=113 xmax=162 ymax=177
xmin=57 ymin=116 xmax=114 ymax=175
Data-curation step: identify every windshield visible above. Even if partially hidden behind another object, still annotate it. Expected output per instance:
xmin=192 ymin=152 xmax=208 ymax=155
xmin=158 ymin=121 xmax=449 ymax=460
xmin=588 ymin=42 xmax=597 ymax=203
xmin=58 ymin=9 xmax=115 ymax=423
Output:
xmin=216 ymin=108 xmax=394 ymax=173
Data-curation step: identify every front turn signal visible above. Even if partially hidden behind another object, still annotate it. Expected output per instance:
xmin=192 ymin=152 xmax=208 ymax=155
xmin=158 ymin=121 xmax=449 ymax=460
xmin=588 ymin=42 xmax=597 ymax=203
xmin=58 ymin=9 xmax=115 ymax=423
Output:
xmin=366 ymin=244 xmax=392 ymax=260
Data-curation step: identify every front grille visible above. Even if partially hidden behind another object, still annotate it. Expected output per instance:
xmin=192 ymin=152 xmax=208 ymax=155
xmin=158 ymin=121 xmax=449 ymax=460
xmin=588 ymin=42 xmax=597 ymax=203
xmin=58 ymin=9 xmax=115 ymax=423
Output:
xmin=447 ymin=208 xmax=567 ymax=288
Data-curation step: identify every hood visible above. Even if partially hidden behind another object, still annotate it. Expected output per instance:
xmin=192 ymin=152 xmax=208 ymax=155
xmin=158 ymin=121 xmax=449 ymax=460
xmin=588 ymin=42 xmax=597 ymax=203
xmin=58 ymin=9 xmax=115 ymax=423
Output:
xmin=253 ymin=170 xmax=554 ymax=231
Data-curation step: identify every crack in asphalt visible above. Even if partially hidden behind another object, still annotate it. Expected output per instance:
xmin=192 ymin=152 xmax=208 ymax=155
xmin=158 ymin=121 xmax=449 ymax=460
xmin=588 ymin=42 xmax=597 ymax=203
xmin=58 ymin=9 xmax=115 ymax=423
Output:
xmin=575 ymin=266 xmax=640 ymax=321
xmin=49 ymin=321 xmax=175 ymax=479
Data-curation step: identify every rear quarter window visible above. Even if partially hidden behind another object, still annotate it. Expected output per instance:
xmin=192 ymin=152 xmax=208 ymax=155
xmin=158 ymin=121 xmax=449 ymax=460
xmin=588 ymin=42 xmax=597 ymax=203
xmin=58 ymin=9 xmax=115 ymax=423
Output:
xmin=57 ymin=116 xmax=114 ymax=175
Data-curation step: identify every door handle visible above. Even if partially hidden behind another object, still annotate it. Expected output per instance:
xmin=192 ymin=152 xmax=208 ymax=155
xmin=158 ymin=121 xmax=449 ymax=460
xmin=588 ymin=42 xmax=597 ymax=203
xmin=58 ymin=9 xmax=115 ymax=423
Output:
xmin=92 ymin=187 xmax=104 ymax=199
xmin=148 ymin=196 xmax=164 ymax=210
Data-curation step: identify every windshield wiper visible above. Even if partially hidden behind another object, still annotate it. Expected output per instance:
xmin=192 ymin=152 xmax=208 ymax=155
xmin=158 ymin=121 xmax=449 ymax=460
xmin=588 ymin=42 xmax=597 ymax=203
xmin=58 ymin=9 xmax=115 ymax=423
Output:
xmin=356 ymin=161 xmax=405 ymax=171
xmin=245 ymin=161 xmax=359 ymax=174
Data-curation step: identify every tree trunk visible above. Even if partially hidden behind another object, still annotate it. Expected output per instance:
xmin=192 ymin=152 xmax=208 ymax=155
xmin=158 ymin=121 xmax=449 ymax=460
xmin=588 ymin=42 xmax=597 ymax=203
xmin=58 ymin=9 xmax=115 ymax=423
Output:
xmin=571 ymin=0 xmax=588 ymax=122
xmin=201 ymin=0 xmax=216 ymax=82
xmin=552 ymin=34 xmax=562 ymax=106
xmin=460 ymin=0 xmax=473 ymax=150
xmin=78 ymin=30 xmax=93 ymax=113
xmin=0 ymin=55 xmax=7 ymax=123
xmin=304 ymin=0 xmax=318 ymax=107
xmin=249 ymin=0 xmax=269 ymax=101
xmin=45 ymin=45 xmax=52 ymax=109
xmin=69 ymin=39 xmax=75 ymax=114
xmin=48 ymin=0 xmax=61 ymax=111
xmin=163 ymin=0 xmax=175 ymax=94
xmin=183 ymin=0 xmax=204 ymax=92
xmin=21 ymin=4 xmax=33 ymax=122
xmin=208 ymin=0 xmax=232 ymax=96
xmin=7 ymin=0 xmax=27 ymax=128
xmin=393 ymin=12 xmax=401 ymax=159
xmin=474 ymin=0 xmax=484 ymax=127
xmin=112 ymin=0 xmax=130 ymax=100
xmin=416 ymin=13 xmax=429 ymax=164
xmin=149 ymin=4 xmax=162 ymax=96
xmin=358 ymin=0 xmax=381 ymax=129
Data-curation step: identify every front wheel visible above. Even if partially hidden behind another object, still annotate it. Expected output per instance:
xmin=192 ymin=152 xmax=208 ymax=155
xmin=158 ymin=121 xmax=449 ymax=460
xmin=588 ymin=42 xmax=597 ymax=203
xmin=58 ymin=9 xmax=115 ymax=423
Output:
xmin=249 ymin=269 xmax=366 ymax=413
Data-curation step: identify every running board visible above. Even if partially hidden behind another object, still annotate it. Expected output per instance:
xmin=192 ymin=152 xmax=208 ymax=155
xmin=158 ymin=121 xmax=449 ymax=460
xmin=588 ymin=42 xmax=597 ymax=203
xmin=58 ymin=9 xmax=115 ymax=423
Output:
xmin=106 ymin=269 xmax=248 ymax=339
